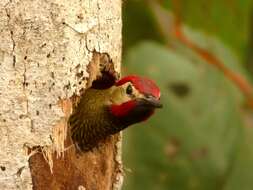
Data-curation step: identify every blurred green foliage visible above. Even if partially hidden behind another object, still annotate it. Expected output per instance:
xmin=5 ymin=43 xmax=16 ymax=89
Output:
xmin=123 ymin=0 xmax=253 ymax=62
xmin=164 ymin=0 xmax=253 ymax=60
xmin=122 ymin=0 xmax=253 ymax=190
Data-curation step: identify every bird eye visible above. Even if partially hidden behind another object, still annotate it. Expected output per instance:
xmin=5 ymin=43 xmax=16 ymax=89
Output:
xmin=126 ymin=84 xmax=133 ymax=95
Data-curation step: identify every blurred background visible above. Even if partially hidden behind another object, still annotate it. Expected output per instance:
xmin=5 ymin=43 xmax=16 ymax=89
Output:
xmin=121 ymin=0 xmax=253 ymax=190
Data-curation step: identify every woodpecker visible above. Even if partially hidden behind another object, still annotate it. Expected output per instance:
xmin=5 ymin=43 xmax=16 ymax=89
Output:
xmin=69 ymin=75 xmax=162 ymax=151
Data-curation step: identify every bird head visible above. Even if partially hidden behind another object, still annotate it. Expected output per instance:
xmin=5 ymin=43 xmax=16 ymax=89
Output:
xmin=109 ymin=75 xmax=162 ymax=125
xmin=69 ymin=75 xmax=162 ymax=151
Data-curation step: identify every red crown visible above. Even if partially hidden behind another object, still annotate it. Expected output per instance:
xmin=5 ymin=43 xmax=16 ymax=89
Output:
xmin=116 ymin=75 xmax=160 ymax=99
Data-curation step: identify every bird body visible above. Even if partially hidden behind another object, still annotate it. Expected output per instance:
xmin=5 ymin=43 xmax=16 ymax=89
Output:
xmin=69 ymin=75 xmax=162 ymax=151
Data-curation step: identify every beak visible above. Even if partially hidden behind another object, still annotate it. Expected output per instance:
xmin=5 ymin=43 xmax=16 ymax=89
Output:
xmin=141 ymin=96 xmax=163 ymax=108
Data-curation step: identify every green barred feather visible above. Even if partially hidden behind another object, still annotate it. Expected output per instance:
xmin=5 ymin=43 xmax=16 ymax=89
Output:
xmin=68 ymin=88 xmax=121 ymax=151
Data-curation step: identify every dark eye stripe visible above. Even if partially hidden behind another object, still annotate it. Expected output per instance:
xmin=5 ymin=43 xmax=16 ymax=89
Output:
xmin=126 ymin=84 xmax=133 ymax=95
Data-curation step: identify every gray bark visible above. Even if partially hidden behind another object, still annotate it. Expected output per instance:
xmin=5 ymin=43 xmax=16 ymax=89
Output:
xmin=0 ymin=0 xmax=122 ymax=189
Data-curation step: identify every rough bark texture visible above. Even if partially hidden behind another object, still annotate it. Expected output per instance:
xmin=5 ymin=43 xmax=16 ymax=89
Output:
xmin=0 ymin=0 xmax=122 ymax=189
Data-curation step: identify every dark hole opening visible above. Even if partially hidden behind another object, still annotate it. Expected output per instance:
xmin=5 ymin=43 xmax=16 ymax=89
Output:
xmin=0 ymin=166 xmax=6 ymax=171
xmin=88 ymin=52 xmax=119 ymax=90
xmin=91 ymin=71 xmax=117 ymax=89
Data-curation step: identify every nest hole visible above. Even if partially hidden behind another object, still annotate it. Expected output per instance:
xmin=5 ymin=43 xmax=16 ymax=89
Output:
xmin=86 ymin=51 xmax=119 ymax=90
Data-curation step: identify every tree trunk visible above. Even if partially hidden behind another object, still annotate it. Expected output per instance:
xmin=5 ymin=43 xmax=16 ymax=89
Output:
xmin=0 ymin=0 xmax=122 ymax=189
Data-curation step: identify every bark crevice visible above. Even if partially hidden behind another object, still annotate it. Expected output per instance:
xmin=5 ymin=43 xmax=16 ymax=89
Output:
xmin=4 ymin=3 xmax=16 ymax=67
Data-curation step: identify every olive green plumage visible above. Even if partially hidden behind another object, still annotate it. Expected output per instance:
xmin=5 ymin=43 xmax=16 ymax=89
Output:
xmin=69 ymin=87 xmax=123 ymax=151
